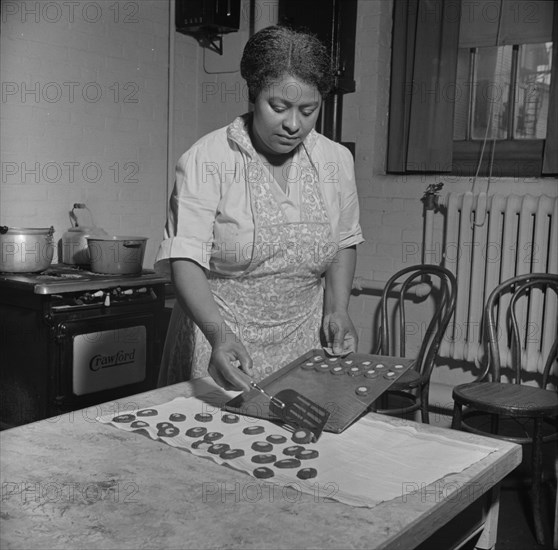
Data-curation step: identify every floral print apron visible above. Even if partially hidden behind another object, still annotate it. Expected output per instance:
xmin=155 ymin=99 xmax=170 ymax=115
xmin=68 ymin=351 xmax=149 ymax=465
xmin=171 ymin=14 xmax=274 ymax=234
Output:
xmin=159 ymin=118 xmax=336 ymax=385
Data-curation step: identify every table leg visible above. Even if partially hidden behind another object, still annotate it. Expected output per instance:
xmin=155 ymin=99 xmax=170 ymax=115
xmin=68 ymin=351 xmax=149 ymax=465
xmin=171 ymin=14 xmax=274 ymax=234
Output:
xmin=554 ymin=471 xmax=558 ymax=550
xmin=475 ymin=483 xmax=501 ymax=550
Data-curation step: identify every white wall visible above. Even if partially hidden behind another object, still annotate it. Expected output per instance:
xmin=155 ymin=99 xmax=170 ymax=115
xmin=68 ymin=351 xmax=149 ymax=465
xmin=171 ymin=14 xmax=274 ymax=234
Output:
xmin=1 ymin=0 xmax=171 ymax=267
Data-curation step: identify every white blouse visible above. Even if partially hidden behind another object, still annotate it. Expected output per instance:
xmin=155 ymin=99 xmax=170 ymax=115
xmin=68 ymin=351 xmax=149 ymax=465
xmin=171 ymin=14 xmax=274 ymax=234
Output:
xmin=155 ymin=115 xmax=364 ymax=277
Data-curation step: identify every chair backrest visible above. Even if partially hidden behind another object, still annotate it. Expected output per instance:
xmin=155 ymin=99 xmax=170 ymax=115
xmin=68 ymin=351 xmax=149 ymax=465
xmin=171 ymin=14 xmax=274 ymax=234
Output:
xmin=483 ymin=273 xmax=558 ymax=387
xmin=374 ymin=264 xmax=457 ymax=382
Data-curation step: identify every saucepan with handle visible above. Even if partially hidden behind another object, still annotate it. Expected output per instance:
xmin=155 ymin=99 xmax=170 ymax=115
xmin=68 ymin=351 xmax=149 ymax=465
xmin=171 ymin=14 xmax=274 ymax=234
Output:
xmin=86 ymin=235 xmax=148 ymax=275
xmin=0 ymin=226 xmax=55 ymax=273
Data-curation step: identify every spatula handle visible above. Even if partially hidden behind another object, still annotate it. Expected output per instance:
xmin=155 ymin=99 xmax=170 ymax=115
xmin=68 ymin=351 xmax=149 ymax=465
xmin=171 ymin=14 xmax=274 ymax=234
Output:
xmin=250 ymin=381 xmax=285 ymax=410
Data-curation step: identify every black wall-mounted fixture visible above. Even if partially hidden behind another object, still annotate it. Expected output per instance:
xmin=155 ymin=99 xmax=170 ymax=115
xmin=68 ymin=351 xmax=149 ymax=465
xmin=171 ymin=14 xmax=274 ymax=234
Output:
xmin=175 ymin=0 xmax=241 ymax=55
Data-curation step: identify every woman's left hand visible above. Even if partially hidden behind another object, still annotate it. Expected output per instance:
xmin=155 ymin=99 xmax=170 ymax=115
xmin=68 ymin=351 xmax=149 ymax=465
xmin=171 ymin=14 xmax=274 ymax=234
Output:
xmin=322 ymin=311 xmax=358 ymax=356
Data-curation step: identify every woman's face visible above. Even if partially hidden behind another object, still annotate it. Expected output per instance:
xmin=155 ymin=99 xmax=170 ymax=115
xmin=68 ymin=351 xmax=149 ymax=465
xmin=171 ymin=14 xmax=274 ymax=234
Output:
xmin=251 ymin=74 xmax=322 ymax=158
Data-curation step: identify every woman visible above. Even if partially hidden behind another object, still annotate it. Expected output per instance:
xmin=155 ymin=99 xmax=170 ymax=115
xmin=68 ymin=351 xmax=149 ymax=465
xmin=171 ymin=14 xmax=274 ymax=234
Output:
xmin=156 ymin=25 xmax=363 ymax=392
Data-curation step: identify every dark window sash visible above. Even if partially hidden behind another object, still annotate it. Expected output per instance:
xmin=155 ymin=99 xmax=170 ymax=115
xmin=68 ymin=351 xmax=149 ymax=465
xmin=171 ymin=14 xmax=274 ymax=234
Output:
xmin=452 ymin=140 xmax=544 ymax=178
xmin=387 ymin=0 xmax=461 ymax=173
xmin=542 ymin=5 xmax=558 ymax=175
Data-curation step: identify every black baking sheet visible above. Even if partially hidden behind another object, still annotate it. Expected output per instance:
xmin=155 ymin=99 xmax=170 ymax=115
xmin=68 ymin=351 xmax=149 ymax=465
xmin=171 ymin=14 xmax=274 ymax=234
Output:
xmin=224 ymin=349 xmax=416 ymax=433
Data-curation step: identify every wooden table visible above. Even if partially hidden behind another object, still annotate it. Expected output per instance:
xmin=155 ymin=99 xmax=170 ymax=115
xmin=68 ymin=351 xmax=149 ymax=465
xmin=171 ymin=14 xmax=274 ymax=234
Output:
xmin=0 ymin=379 xmax=522 ymax=550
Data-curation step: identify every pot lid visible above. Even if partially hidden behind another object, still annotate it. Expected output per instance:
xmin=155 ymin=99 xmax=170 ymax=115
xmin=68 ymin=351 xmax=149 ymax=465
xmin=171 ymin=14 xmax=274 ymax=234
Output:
xmin=0 ymin=226 xmax=54 ymax=235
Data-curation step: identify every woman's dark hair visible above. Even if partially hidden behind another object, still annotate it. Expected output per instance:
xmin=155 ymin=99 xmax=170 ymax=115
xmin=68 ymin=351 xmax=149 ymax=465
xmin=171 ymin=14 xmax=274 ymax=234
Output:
xmin=240 ymin=25 xmax=334 ymax=102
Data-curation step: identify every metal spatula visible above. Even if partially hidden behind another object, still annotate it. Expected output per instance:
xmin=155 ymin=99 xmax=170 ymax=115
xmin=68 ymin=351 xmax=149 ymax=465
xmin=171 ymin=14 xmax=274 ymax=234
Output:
xmin=250 ymin=381 xmax=330 ymax=442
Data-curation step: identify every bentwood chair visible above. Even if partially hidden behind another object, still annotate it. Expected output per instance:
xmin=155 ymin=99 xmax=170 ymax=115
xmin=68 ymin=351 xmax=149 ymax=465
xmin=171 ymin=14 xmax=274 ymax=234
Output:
xmin=451 ymin=273 xmax=558 ymax=547
xmin=371 ymin=264 xmax=457 ymax=423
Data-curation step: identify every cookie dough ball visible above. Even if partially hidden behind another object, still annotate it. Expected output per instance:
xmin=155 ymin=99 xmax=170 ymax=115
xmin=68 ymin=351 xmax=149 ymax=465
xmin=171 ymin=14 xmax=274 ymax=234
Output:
xmin=283 ymin=445 xmax=305 ymax=456
xmin=291 ymin=428 xmax=314 ymax=444
xmin=251 ymin=454 xmax=277 ymax=464
xmin=220 ymin=448 xmax=245 ymax=460
xmin=251 ymin=441 xmax=273 ymax=453
xmin=274 ymin=458 xmax=302 ymax=469
xmin=208 ymin=443 xmax=231 ymax=455
xmin=243 ymin=425 xmax=265 ymax=435
xmin=253 ymin=467 xmax=274 ymax=479
xmin=137 ymin=409 xmax=158 ymax=417
xmin=185 ymin=426 xmax=208 ymax=438
xmin=112 ymin=414 xmax=135 ymax=423
xmin=297 ymin=468 xmax=318 ymax=480
xmin=296 ymin=449 xmax=319 ymax=460
xmin=266 ymin=434 xmax=287 ymax=445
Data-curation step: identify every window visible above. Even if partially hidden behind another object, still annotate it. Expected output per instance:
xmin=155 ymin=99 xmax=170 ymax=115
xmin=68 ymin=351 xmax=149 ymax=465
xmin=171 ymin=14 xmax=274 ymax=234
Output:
xmin=387 ymin=0 xmax=557 ymax=177
xmin=454 ymin=43 xmax=552 ymax=141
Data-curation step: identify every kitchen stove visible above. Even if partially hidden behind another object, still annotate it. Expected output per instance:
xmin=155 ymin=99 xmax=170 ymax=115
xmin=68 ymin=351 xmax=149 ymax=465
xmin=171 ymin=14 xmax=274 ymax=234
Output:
xmin=0 ymin=264 xmax=170 ymax=429
xmin=0 ymin=264 xmax=168 ymax=294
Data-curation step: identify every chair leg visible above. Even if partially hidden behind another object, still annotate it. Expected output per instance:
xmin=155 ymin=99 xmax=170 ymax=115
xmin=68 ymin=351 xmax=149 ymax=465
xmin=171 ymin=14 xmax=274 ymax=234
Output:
xmin=451 ymin=402 xmax=462 ymax=430
xmin=420 ymin=404 xmax=430 ymax=424
xmin=554 ymin=417 xmax=558 ymax=550
xmin=489 ymin=413 xmax=499 ymax=435
xmin=553 ymin=483 xmax=558 ymax=550
xmin=380 ymin=393 xmax=389 ymax=410
xmin=532 ymin=417 xmax=547 ymax=546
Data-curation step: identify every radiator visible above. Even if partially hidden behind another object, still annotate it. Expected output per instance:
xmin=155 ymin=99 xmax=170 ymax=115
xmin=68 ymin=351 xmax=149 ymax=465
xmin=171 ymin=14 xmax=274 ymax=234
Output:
xmin=438 ymin=192 xmax=558 ymax=375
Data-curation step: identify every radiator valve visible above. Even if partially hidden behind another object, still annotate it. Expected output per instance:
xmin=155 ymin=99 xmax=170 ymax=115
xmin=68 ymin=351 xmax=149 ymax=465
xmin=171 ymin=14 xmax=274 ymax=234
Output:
xmin=421 ymin=182 xmax=444 ymax=211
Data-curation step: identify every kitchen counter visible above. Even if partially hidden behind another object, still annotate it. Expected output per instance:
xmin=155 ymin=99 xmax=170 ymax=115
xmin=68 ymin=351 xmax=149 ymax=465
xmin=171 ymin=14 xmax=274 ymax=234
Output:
xmin=0 ymin=379 xmax=521 ymax=550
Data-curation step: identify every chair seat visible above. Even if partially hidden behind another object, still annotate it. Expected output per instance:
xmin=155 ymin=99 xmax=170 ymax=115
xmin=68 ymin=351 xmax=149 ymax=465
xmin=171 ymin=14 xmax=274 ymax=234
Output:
xmin=453 ymin=382 xmax=558 ymax=417
xmin=390 ymin=368 xmax=421 ymax=390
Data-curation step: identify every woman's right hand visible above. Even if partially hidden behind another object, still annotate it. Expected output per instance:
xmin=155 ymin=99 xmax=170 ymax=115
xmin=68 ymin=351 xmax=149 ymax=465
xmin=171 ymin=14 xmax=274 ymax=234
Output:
xmin=207 ymin=340 xmax=254 ymax=392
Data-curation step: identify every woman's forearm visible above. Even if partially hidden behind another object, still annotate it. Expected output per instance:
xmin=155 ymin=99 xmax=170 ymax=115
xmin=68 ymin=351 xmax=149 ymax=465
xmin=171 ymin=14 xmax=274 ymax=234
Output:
xmin=170 ymin=258 xmax=253 ymax=389
xmin=324 ymin=245 xmax=357 ymax=314
xmin=170 ymin=259 xmax=226 ymax=347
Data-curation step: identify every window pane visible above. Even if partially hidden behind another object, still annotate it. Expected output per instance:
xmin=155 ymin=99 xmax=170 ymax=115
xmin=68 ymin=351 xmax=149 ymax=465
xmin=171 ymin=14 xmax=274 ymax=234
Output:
xmin=513 ymin=42 xmax=553 ymax=139
xmin=471 ymin=46 xmax=513 ymax=140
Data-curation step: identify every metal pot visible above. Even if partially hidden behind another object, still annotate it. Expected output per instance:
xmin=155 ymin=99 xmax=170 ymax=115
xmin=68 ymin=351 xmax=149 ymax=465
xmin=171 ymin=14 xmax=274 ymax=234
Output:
xmin=0 ymin=226 xmax=55 ymax=273
xmin=87 ymin=236 xmax=147 ymax=275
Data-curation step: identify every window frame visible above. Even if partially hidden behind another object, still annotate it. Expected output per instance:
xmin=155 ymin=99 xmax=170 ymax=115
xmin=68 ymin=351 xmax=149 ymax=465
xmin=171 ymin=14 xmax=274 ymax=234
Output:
xmin=386 ymin=0 xmax=558 ymax=177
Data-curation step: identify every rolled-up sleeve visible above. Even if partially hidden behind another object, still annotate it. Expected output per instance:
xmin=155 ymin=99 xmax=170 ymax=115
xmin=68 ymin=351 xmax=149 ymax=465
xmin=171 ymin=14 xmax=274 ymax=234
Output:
xmin=335 ymin=145 xmax=364 ymax=250
xmin=155 ymin=146 xmax=221 ymax=272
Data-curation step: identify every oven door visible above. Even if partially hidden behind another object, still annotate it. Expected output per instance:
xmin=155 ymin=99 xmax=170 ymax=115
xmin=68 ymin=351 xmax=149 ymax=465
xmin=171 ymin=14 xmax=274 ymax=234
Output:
xmin=53 ymin=313 xmax=158 ymax=410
